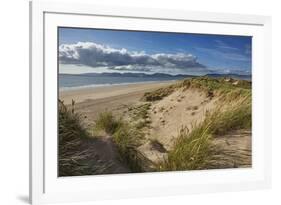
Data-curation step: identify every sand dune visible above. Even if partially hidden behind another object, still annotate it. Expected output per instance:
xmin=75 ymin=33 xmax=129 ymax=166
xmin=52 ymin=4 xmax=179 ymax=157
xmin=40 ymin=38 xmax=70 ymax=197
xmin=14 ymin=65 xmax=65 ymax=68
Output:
xmin=137 ymin=88 xmax=218 ymax=164
xmin=149 ymin=88 xmax=217 ymax=150
xmin=59 ymin=78 xmax=251 ymax=173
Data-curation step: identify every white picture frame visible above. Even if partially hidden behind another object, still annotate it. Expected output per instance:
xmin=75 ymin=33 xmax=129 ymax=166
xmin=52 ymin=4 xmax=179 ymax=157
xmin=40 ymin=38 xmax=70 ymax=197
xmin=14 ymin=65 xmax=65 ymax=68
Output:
xmin=30 ymin=1 xmax=272 ymax=204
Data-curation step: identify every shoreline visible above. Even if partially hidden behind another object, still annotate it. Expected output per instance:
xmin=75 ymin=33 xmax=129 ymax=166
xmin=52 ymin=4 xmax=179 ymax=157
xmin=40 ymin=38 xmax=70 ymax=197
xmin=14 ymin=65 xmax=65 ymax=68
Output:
xmin=59 ymin=80 xmax=174 ymax=105
xmin=59 ymin=79 xmax=178 ymax=92
xmin=59 ymin=80 xmax=174 ymax=124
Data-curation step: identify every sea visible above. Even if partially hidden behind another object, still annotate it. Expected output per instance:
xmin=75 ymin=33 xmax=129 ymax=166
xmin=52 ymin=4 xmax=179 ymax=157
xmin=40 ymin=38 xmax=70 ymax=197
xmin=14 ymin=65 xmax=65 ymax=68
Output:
xmin=59 ymin=73 xmax=189 ymax=91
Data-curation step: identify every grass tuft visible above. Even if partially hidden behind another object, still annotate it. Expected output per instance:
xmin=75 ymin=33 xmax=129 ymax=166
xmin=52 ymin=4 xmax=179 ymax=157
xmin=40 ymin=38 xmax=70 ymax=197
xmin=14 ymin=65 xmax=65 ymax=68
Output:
xmin=142 ymin=85 xmax=176 ymax=101
xmin=93 ymin=111 xmax=150 ymax=172
xmin=113 ymin=123 xmax=148 ymax=172
xmin=158 ymin=93 xmax=251 ymax=171
xmin=58 ymin=100 xmax=113 ymax=176
xmin=128 ymin=103 xmax=152 ymax=129
xmin=207 ymin=96 xmax=251 ymax=135
xmin=158 ymin=126 xmax=212 ymax=171
xmin=58 ymin=100 xmax=88 ymax=147
xmin=94 ymin=111 xmax=123 ymax=135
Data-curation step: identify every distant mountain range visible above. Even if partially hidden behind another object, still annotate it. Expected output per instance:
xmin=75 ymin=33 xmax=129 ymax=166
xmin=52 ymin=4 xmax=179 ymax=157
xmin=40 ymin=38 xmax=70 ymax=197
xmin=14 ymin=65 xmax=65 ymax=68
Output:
xmin=78 ymin=72 xmax=194 ymax=78
xmin=60 ymin=72 xmax=251 ymax=80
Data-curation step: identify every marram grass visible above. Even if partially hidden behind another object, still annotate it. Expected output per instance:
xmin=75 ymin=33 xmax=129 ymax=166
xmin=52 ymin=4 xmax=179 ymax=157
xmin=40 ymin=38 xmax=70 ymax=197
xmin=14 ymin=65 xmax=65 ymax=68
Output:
xmin=158 ymin=91 xmax=251 ymax=171
xmin=94 ymin=111 xmax=150 ymax=172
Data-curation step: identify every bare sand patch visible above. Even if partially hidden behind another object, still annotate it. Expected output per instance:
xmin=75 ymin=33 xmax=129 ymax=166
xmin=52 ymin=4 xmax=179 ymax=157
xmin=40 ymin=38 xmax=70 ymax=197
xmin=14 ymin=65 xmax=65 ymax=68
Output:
xmin=148 ymin=88 xmax=217 ymax=150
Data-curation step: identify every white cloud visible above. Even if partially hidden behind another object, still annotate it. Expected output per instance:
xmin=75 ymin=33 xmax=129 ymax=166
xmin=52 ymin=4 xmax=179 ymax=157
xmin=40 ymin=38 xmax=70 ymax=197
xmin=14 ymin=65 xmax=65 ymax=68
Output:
xmin=59 ymin=42 xmax=207 ymax=74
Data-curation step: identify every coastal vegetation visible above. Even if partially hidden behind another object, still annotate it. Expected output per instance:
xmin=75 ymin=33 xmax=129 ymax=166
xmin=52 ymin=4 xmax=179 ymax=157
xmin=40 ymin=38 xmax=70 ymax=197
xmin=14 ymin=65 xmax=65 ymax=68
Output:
xmin=94 ymin=112 xmax=149 ymax=172
xmin=158 ymin=94 xmax=251 ymax=171
xmin=58 ymin=100 xmax=114 ymax=176
xmin=59 ymin=77 xmax=252 ymax=175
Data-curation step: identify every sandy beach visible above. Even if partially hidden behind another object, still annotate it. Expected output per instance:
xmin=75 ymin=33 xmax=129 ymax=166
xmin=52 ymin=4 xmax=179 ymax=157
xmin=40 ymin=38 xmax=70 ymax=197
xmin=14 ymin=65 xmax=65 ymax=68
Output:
xmin=59 ymin=81 xmax=174 ymax=124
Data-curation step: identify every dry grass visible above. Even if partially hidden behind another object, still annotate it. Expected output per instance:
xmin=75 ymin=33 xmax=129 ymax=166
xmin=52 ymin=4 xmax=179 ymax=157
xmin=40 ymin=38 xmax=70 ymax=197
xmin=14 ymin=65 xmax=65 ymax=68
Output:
xmin=58 ymin=100 xmax=113 ymax=176
xmin=94 ymin=111 xmax=123 ymax=135
xmin=143 ymin=77 xmax=251 ymax=102
xmin=94 ymin=111 xmax=151 ymax=172
xmin=142 ymin=85 xmax=177 ymax=101
xmin=158 ymin=89 xmax=251 ymax=171
xmin=128 ymin=103 xmax=152 ymax=129
xmin=113 ymin=123 xmax=149 ymax=172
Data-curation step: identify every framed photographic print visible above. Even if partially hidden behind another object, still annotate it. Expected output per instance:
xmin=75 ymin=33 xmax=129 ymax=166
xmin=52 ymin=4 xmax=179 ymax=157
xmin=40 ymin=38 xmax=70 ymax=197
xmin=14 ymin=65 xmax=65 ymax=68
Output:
xmin=30 ymin=1 xmax=272 ymax=204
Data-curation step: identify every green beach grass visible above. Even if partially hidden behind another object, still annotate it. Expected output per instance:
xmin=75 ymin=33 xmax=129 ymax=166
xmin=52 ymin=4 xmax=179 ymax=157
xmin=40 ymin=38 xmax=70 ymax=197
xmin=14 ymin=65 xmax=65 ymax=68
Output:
xmin=156 ymin=78 xmax=251 ymax=171
xmin=59 ymin=77 xmax=252 ymax=175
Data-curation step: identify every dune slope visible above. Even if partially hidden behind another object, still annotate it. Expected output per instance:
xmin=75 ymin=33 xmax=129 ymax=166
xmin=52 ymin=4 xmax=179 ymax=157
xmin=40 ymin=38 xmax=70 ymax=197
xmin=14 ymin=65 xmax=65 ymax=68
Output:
xmin=135 ymin=77 xmax=252 ymax=170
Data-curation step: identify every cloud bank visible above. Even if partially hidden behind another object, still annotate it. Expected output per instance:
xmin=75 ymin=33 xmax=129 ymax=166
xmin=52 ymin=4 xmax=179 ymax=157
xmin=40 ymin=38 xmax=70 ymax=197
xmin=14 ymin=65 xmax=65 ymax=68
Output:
xmin=59 ymin=42 xmax=208 ymax=74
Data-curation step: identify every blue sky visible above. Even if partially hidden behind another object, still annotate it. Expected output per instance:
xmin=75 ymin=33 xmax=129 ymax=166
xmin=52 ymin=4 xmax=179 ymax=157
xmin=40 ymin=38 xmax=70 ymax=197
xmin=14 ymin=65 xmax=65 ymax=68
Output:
xmin=58 ymin=27 xmax=252 ymax=75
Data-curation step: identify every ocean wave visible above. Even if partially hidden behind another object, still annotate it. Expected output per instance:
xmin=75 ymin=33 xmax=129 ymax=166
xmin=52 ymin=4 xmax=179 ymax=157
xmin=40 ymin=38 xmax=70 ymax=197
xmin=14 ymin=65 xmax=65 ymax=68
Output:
xmin=59 ymin=80 xmax=173 ymax=91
